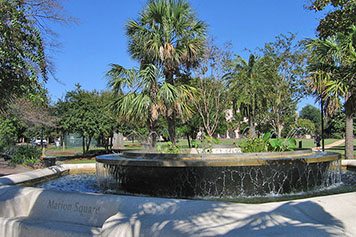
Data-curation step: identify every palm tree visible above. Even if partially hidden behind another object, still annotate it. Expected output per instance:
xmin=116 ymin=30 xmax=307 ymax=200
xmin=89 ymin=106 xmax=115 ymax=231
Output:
xmin=126 ymin=0 xmax=207 ymax=143
xmin=225 ymin=54 xmax=271 ymax=138
xmin=107 ymin=64 xmax=195 ymax=147
xmin=307 ymin=26 xmax=356 ymax=159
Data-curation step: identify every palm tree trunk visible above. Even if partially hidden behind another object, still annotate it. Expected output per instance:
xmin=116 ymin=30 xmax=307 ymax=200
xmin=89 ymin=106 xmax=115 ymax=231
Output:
xmin=345 ymin=97 xmax=354 ymax=159
xmin=248 ymin=114 xmax=256 ymax=138
xmin=277 ymin=124 xmax=284 ymax=138
xmin=165 ymin=70 xmax=177 ymax=144
xmin=149 ymin=119 xmax=157 ymax=148
xmin=249 ymin=121 xmax=256 ymax=138
xmin=186 ymin=133 xmax=191 ymax=148
xmin=168 ymin=115 xmax=176 ymax=144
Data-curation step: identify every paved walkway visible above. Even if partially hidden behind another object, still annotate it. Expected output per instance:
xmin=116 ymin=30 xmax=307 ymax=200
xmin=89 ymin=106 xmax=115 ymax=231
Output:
xmin=0 ymin=158 xmax=31 ymax=176
xmin=312 ymin=139 xmax=345 ymax=151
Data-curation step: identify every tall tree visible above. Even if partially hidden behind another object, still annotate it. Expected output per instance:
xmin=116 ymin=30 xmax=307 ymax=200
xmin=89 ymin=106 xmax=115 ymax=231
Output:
xmin=260 ymin=34 xmax=307 ymax=137
xmin=192 ymin=42 xmax=230 ymax=137
xmin=307 ymin=27 xmax=356 ymax=158
xmin=56 ymin=85 xmax=115 ymax=154
xmin=225 ymin=54 xmax=271 ymax=138
xmin=126 ymin=0 xmax=207 ymax=143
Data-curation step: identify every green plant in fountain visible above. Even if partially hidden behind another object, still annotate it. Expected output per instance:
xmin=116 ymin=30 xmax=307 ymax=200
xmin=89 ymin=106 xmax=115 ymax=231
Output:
xmin=239 ymin=132 xmax=297 ymax=153
xmin=156 ymin=142 xmax=181 ymax=154
xmin=192 ymin=135 xmax=220 ymax=153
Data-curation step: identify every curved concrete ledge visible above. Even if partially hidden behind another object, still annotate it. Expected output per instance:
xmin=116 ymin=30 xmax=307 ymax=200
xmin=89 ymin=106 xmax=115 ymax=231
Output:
xmin=97 ymin=150 xmax=339 ymax=167
xmin=61 ymin=163 xmax=96 ymax=171
xmin=342 ymin=159 xmax=356 ymax=171
xmin=0 ymin=164 xmax=96 ymax=187
xmin=0 ymin=166 xmax=68 ymax=186
xmin=341 ymin=159 xmax=356 ymax=166
xmin=0 ymin=185 xmax=355 ymax=237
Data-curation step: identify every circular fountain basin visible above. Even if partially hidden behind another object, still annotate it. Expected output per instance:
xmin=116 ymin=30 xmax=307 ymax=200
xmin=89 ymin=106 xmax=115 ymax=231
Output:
xmin=96 ymin=149 xmax=340 ymax=199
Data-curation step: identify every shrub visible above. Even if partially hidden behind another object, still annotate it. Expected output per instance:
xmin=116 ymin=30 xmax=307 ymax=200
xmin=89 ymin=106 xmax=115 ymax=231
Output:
xmin=239 ymin=132 xmax=296 ymax=153
xmin=10 ymin=146 xmax=41 ymax=166
xmin=191 ymin=136 xmax=220 ymax=153
xmin=0 ymin=118 xmax=17 ymax=153
xmin=156 ymin=142 xmax=181 ymax=154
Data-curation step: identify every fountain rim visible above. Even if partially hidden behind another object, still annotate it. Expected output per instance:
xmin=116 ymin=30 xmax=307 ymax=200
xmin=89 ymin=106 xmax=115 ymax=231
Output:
xmin=96 ymin=149 xmax=340 ymax=167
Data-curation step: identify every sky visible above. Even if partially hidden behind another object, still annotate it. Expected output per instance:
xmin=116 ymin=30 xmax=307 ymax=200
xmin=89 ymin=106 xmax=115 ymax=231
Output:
xmin=46 ymin=0 xmax=326 ymax=110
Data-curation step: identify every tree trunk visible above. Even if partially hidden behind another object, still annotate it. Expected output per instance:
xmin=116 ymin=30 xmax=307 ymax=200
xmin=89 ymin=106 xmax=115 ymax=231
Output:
xmin=345 ymin=98 xmax=354 ymax=159
xmin=86 ymin=136 xmax=92 ymax=153
xmin=167 ymin=115 xmax=176 ymax=144
xmin=82 ymin=136 xmax=85 ymax=155
xmin=277 ymin=123 xmax=284 ymax=138
xmin=109 ymin=133 xmax=114 ymax=151
xmin=164 ymin=70 xmax=177 ymax=145
xmin=186 ymin=133 xmax=191 ymax=148
xmin=248 ymin=115 xmax=256 ymax=138
xmin=149 ymin=119 xmax=157 ymax=148
xmin=62 ymin=133 xmax=65 ymax=151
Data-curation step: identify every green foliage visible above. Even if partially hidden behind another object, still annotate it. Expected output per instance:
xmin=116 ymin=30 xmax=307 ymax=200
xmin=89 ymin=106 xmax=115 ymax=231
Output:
xmin=239 ymin=136 xmax=269 ymax=153
xmin=56 ymin=85 xmax=116 ymax=153
xmin=191 ymin=41 xmax=231 ymax=137
xmin=300 ymin=105 xmax=321 ymax=130
xmin=126 ymin=0 xmax=207 ymax=143
xmin=307 ymin=26 xmax=355 ymax=159
xmin=156 ymin=142 xmax=181 ymax=154
xmin=0 ymin=117 xmax=17 ymax=152
xmin=225 ymin=34 xmax=305 ymax=138
xmin=108 ymin=64 xmax=196 ymax=147
xmin=308 ymin=0 xmax=355 ymax=39
xmin=191 ymin=135 xmax=220 ymax=153
xmin=191 ymin=77 xmax=228 ymax=136
xmin=296 ymin=118 xmax=316 ymax=135
xmin=239 ymin=132 xmax=297 ymax=153
xmin=10 ymin=146 xmax=41 ymax=166
xmin=126 ymin=0 xmax=207 ymax=75
xmin=269 ymin=137 xmax=297 ymax=152
xmin=325 ymin=109 xmax=356 ymax=138
xmin=0 ymin=0 xmax=48 ymax=108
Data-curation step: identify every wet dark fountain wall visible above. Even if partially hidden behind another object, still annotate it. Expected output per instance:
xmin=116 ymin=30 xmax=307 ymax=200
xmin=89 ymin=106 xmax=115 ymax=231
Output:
xmin=96 ymin=150 xmax=340 ymax=199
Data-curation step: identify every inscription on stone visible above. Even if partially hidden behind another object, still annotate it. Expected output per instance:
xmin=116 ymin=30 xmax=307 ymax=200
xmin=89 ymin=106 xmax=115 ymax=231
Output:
xmin=47 ymin=200 xmax=100 ymax=216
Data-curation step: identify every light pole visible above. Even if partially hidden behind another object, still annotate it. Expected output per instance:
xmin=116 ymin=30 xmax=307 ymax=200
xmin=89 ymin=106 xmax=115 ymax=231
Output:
xmin=320 ymin=97 xmax=325 ymax=151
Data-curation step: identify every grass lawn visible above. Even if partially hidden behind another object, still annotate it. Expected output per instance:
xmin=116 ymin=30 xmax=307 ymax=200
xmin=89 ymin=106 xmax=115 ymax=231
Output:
xmin=295 ymin=138 xmax=339 ymax=149
xmin=325 ymin=139 xmax=356 ymax=158
xmin=63 ymin=159 xmax=96 ymax=164
xmin=45 ymin=146 xmax=105 ymax=157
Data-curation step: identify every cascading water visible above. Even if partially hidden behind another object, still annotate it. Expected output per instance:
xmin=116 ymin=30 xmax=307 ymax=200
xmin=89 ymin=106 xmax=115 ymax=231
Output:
xmin=95 ymin=150 xmax=341 ymax=199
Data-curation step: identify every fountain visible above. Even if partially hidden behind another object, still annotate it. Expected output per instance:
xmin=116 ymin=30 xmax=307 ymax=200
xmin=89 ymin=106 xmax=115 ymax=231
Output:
xmin=96 ymin=149 xmax=341 ymax=199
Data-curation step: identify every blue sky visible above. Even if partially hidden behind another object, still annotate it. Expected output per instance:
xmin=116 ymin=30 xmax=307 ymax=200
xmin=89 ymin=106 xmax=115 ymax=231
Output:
xmin=46 ymin=0 xmax=325 ymax=110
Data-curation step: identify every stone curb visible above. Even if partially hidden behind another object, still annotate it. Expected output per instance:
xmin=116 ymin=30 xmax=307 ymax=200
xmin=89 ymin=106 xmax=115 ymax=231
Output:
xmin=0 ymin=166 xmax=68 ymax=186
xmin=342 ymin=159 xmax=356 ymax=171
xmin=341 ymin=159 xmax=356 ymax=166
xmin=0 ymin=163 xmax=96 ymax=186
xmin=61 ymin=163 xmax=96 ymax=170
